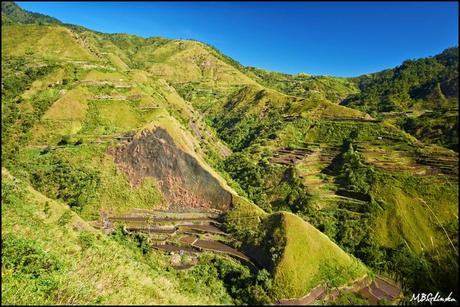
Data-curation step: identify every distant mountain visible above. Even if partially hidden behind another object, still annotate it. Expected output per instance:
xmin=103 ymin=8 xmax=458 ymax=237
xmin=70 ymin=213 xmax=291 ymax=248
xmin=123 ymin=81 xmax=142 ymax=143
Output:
xmin=343 ymin=47 xmax=458 ymax=112
xmin=1 ymin=1 xmax=61 ymax=25
xmin=244 ymin=67 xmax=359 ymax=103
xmin=341 ymin=47 xmax=458 ymax=151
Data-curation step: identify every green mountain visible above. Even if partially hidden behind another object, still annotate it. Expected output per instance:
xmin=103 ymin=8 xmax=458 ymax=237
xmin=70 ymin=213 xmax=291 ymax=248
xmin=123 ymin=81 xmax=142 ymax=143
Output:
xmin=1 ymin=1 xmax=61 ymax=25
xmin=2 ymin=2 xmax=458 ymax=305
xmin=342 ymin=47 xmax=459 ymax=151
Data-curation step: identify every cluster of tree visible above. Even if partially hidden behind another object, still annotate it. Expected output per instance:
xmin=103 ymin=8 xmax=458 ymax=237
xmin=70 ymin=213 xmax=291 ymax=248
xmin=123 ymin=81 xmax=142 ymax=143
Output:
xmin=223 ymin=152 xmax=270 ymax=210
xmin=2 ymin=57 xmax=56 ymax=100
xmin=29 ymin=155 xmax=101 ymax=212
xmin=335 ymin=142 xmax=375 ymax=196
xmin=342 ymin=48 xmax=458 ymax=150
xmin=200 ymin=255 xmax=274 ymax=305
xmin=2 ymin=57 xmax=58 ymax=164
xmin=344 ymin=47 xmax=458 ymax=113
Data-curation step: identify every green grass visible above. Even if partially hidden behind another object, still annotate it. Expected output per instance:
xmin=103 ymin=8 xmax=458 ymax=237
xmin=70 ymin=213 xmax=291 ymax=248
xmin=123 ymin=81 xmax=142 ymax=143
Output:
xmin=2 ymin=16 xmax=458 ymax=304
xmin=243 ymin=66 xmax=359 ymax=103
xmin=2 ymin=24 xmax=96 ymax=61
xmin=131 ymin=39 xmax=256 ymax=86
xmin=270 ymin=212 xmax=367 ymax=299
xmin=371 ymin=173 xmax=458 ymax=253
xmin=43 ymin=87 xmax=89 ymax=121
xmin=1 ymin=168 xmax=234 ymax=305
xmin=82 ymin=69 xmax=127 ymax=81
xmin=11 ymin=144 xmax=163 ymax=220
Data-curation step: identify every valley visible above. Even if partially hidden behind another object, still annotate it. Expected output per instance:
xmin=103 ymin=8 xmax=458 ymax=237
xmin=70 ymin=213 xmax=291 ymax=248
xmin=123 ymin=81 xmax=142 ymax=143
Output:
xmin=1 ymin=2 xmax=458 ymax=305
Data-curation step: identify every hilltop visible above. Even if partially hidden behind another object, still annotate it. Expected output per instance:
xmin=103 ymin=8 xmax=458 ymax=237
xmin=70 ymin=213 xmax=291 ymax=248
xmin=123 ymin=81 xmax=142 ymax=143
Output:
xmin=2 ymin=2 xmax=458 ymax=305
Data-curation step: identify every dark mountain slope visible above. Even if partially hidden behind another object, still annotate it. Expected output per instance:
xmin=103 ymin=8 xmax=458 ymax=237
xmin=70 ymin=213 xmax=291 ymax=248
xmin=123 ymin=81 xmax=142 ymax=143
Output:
xmin=342 ymin=47 xmax=459 ymax=151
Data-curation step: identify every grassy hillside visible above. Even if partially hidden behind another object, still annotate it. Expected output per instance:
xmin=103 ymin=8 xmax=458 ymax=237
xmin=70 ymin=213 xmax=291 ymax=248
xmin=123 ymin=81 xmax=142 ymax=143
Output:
xmin=2 ymin=25 xmax=97 ymax=61
xmin=271 ymin=212 xmax=367 ymax=298
xmin=1 ymin=169 xmax=236 ymax=305
xmin=2 ymin=2 xmax=458 ymax=305
xmin=244 ymin=66 xmax=359 ymax=103
xmin=223 ymin=202 xmax=367 ymax=300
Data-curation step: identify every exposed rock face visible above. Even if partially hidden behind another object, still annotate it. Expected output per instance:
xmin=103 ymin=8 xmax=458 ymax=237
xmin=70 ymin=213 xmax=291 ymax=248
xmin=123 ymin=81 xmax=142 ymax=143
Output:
xmin=108 ymin=127 xmax=232 ymax=211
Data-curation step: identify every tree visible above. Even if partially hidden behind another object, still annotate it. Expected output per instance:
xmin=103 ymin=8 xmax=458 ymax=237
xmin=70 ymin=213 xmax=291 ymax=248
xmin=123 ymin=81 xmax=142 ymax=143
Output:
xmin=336 ymin=143 xmax=374 ymax=195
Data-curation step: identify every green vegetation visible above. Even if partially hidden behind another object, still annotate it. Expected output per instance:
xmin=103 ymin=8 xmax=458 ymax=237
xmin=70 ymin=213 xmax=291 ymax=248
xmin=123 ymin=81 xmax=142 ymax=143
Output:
xmin=330 ymin=292 xmax=369 ymax=305
xmin=1 ymin=56 xmax=59 ymax=164
xmin=399 ymin=109 xmax=458 ymax=151
xmin=335 ymin=142 xmax=375 ymax=196
xmin=224 ymin=202 xmax=367 ymax=299
xmin=27 ymin=154 xmax=101 ymax=211
xmin=343 ymin=47 xmax=459 ymax=151
xmin=1 ymin=2 xmax=458 ymax=305
xmin=1 ymin=170 xmax=273 ymax=305
xmin=188 ymin=254 xmax=274 ymax=305
xmin=245 ymin=66 xmax=359 ymax=103
xmin=270 ymin=212 xmax=367 ymax=298
xmin=10 ymin=144 xmax=163 ymax=220
xmin=1 ymin=1 xmax=61 ymax=25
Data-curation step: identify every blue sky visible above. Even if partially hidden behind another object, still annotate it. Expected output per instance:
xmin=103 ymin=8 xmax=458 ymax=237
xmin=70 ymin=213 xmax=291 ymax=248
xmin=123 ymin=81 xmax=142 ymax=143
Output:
xmin=18 ymin=1 xmax=458 ymax=77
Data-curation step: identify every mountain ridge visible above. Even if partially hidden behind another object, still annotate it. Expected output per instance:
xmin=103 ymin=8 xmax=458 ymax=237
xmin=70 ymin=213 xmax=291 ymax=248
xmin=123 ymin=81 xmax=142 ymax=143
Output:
xmin=2 ymin=2 xmax=458 ymax=305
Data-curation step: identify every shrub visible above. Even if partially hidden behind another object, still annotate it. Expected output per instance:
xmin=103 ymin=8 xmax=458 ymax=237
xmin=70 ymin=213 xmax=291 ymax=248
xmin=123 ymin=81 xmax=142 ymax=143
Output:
xmin=2 ymin=234 xmax=62 ymax=278
xmin=30 ymin=155 xmax=101 ymax=211
xmin=331 ymin=291 xmax=369 ymax=305
xmin=57 ymin=135 xmax=71 ymax=146
xmin=58 ymin=211 xmax=73 ymax=226
xmin=336 ymin=143 xmax=374 ymax=195
xmin=78 ymin=231 xmax=96 ymax=250
xmin=196 ymin=254 xmax=274 ymax=305
xmin=1 ymin=178 xmax=24 ymax=206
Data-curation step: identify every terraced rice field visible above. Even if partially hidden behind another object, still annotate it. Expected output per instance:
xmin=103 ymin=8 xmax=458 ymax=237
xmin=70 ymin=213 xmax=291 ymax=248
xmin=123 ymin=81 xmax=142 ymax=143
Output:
xmin=193 ymin=239 xmax=251 ymax=262
xmin=107 ymin=209 xmax=253 ymax=266
xmin=358 ymin=144 xmax=458 ymax=176
xmin=278 ymin=275 xmax=400 ymax=305
xmin=152 ymin=243 xmax=199 ymax=254
xmin=271 ymin=147 xmax=314 ymax=166
xmin=179 ymin=235 xmax=198 ymax=245
xmin=178 ymin=224 xmax=227 ymax=235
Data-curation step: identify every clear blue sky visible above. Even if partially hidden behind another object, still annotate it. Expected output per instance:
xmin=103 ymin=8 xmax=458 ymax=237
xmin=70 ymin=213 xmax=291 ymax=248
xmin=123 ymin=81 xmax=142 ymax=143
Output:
xmin=18 ymin=1 xmax=458 ymax=77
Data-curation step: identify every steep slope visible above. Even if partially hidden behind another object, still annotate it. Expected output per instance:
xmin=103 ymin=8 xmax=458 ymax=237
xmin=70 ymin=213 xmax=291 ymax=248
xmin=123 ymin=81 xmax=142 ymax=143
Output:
xmin=1 ymin=168 xmax=235 ymax=305
xmin=2 ymin=2 xmax=458 ymax=304
xmin=223 ymin=201 xmax=367 ymax=300
xmin=107 ymin=121 xmax=234 ymax=211
xmin=269 ymin=212 xmax=367 ymax=299
xmin=2 ymin=24 xmax=98 ymax=61
xmin=133 ymin=40 xmax=257 ymax=86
